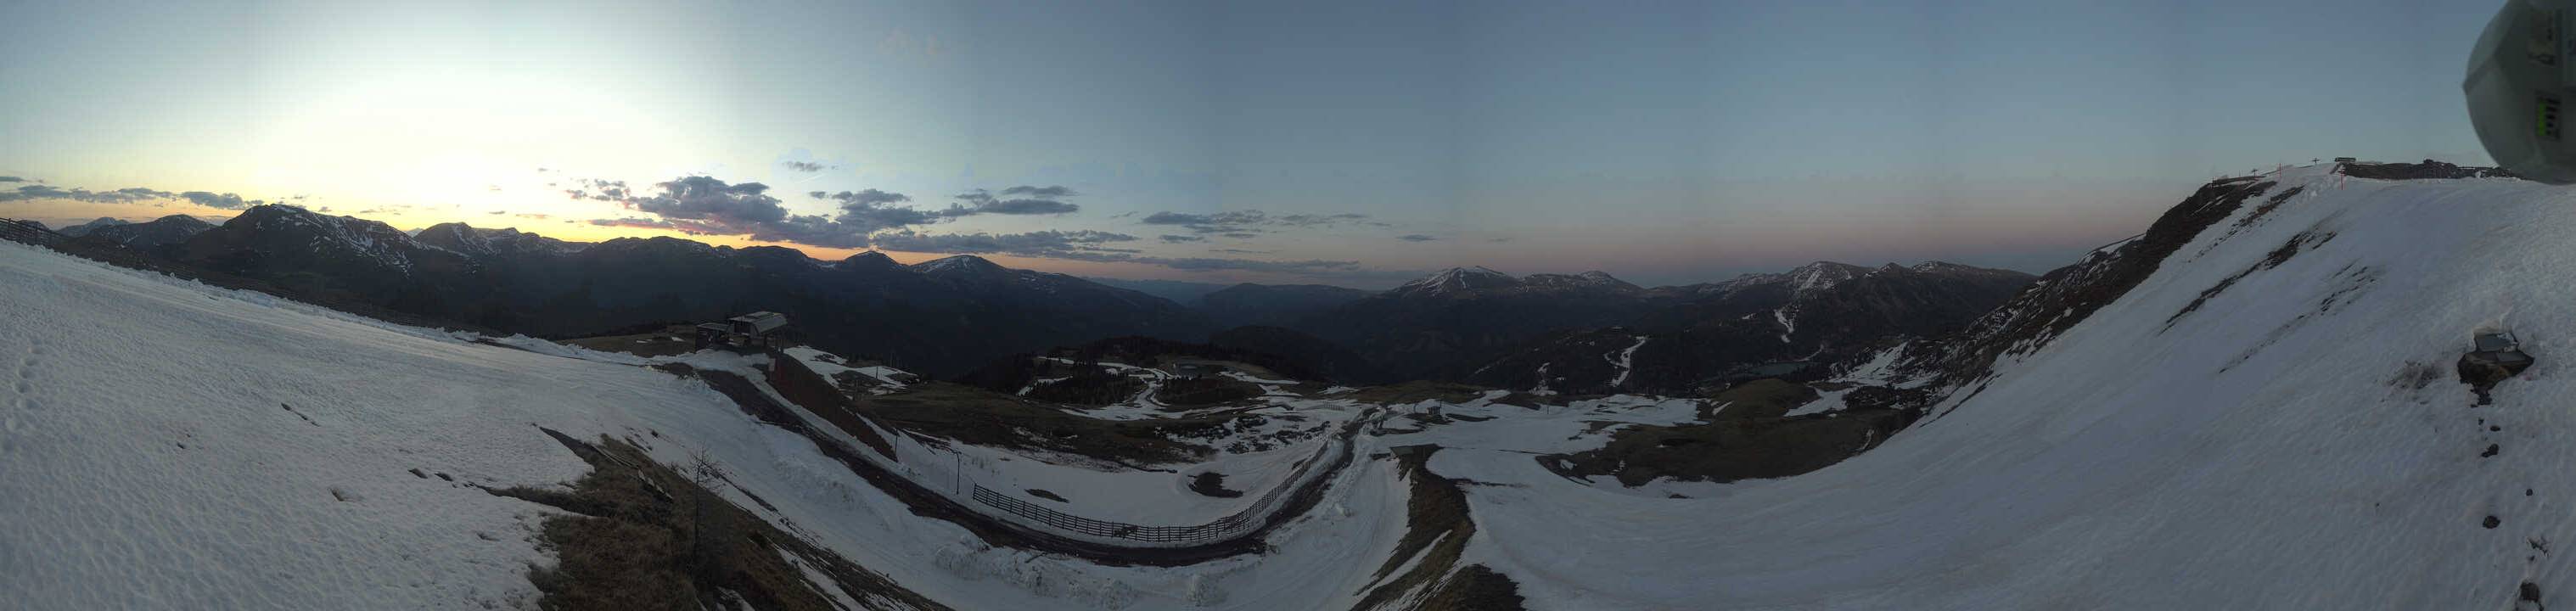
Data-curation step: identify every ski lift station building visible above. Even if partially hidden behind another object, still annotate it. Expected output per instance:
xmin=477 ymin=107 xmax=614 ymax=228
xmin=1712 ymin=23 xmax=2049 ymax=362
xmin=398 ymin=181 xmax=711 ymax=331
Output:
xmin=695 ymin=311 xmax=789 ymax=348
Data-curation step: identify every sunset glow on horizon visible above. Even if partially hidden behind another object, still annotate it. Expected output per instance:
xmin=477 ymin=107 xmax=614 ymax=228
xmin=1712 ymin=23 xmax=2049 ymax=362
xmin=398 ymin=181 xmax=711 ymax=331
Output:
xmin=0 ymin=0 xmax=2506 ymax=288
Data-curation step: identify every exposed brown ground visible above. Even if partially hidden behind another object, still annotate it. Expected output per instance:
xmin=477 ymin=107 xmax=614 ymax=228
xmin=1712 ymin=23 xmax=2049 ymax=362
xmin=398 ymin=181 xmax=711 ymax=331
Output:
xmin=487 ymin=429 xmax=948 ymax=611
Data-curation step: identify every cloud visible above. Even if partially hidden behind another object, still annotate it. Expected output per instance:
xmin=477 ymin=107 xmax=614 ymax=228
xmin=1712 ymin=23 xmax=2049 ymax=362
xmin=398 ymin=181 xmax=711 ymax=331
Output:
xmin=810 ymin=189 xmax=941 ymax=233
xmin=0 ymin=185 xmax=261 ymax=209
xmin=563 ymin=179 xmax=629 ymax=202
xmin=578 ymin=176 xmax=866 ymax=247
xmin=1140 ymin=210 xmax=1261 ymax=234
xmin=589 ymin=217 xmax=710 ymax=233
xmin=871 ymin=229 xmax=1137 ymax=257
xmin=0 ymin=185 xmax=178 ymax=205
xmin=963 ymin=198 xmax=1080 ymax=215
xmin=816 ymin=188 xmax=910 ymax=207
xmin=0 ymin=177 xmax=22 ymax=182
xmin=628 ymin=177 xmax=788 ymax=224
xmin=1001 ymin=185 xmax=1076 ymax=198
xmin=1279 ymin=213 xmax=1370 ymax=226
xmin=1139 ymin=210 xmax=1371 ymax=235
xmin=748 ymin=214 xmax=877 ymax=248
xmin=485 ymin=210 xmax=508 ymax=216
xmin=946 ymin=187 xmax=1080 ymax=216
xmin=781 ymin=160 xmax=833 ymax=172
xmin=514 ymin=213 xmax=553 ymax=220
xmin=576 ymin=177 xmax=1098 ymax=249
xmin=1209 ymin=248 xmax=1271 ymax=255
xmin=115 ymin=188 xmax=177 ymax=200
xmin=1399 ymin=234 xmax=1438 ymax=242
xmin=564 ymin=177 xmax=1369 ymax=277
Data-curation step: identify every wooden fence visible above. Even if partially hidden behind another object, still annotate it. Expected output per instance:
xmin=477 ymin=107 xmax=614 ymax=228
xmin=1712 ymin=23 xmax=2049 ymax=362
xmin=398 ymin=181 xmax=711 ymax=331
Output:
xmin=968 ymin=424 xmax=1355 ymax=547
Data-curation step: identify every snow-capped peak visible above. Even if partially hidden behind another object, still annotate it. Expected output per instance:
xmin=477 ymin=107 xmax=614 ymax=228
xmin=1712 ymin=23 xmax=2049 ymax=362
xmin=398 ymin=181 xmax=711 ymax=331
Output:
xmin=412 ymin=221 xmax=585 ymax=256
xmin=1396 ymin=266 xmax=1518 ymax=296
xmin=1788 ymin=261 xmax=1864 ymax=294
xmin=911 ymin=255 xmax=1004 ymax=275
xmin=1524 ymin=270 xmax=1642 ymax=293
xmin=1909 ymin=261 xmax=1980 ymax=274
xmin=225 ymin=204 xmax=436 ymax=273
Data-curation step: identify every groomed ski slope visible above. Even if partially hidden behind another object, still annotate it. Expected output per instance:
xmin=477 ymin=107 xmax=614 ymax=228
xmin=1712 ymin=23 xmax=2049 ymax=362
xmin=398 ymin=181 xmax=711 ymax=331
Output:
xmin=7 ymin=162 xmax=2575 ymax=610
xmin=1426 ymin=165 xmax=2576 ymax=608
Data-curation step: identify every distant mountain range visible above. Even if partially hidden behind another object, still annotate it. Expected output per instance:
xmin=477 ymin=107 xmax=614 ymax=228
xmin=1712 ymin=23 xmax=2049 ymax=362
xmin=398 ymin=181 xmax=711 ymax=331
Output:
xmin=1083 ymin=277 xmax=1233 ymax=306
xmin=76 ymin=205 xmax=1208 ymax=376
xmin=42 ymin=205 xmax=2035 ymax=387
xmin=1279 ymin=261 xmax=2034 ymax=393
xmin=1198 ymin=283 xmax=1373 ymax=328
xmin=81 ymin=215 xmax=215 ymax=251
xmin=55 ymin=216 xmax=132 ymax=237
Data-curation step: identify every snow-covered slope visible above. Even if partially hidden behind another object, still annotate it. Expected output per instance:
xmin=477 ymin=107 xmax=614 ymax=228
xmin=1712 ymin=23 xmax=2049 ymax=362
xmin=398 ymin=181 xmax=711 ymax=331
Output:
xmin=1427 ymin=164 xmax=2576 ymax=608
xmin=0 ymin=239 xmax=654 ymax=608
xmin=0 ymin=240 xmax=1411 ymax=609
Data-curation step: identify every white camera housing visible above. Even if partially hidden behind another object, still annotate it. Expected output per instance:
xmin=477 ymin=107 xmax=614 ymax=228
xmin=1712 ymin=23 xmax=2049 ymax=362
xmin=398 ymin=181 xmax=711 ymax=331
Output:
xmin=2468 ymin=0 xmax=2576 ymax=182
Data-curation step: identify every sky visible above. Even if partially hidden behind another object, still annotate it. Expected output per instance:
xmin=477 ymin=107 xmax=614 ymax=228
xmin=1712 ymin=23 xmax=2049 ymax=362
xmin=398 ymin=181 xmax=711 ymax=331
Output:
xmin=0 ymin=0 xmax=2506 ymax=289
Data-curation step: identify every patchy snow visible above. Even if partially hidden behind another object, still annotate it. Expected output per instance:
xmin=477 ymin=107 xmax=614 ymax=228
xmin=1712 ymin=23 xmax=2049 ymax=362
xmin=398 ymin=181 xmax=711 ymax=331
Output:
xmin=910 ymin=255 xmax=1000 ymax=274
xmin=1394 ymin=266 xmax=1514 ymax=297
xmin=1607 ymin=334 xmax=1648 ymax=386
xmin=1773 ymin=307 xmax=1797 ymax=344
xmin=781 ymin=345 xmax=912 ymax=394
xmin=1782 ymin=388 xmax=1852 ymax=418
xmin=1017 ymin=375 xmax=1069 ymax=396
xmin=1834 ymin=341 xmax=1921 ymax=388
xmin=1788 ymin=261 xmax=1858 ymax=294
xmin=1220 ymin=371 xmax=1299 ymax=386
